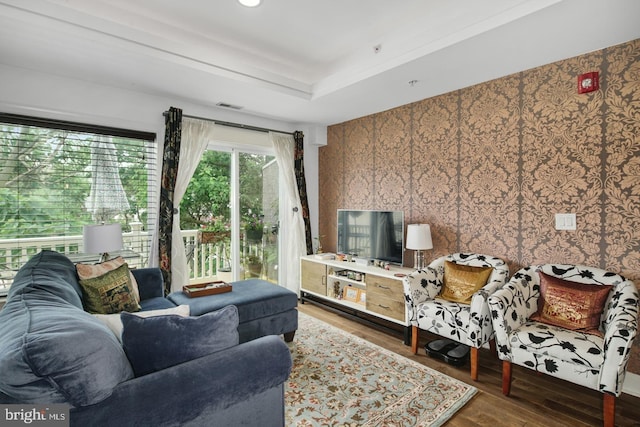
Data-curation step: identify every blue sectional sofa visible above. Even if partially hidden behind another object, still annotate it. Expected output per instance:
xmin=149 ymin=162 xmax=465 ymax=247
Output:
xmin=0 ymin=250 xmax=292 ymax=427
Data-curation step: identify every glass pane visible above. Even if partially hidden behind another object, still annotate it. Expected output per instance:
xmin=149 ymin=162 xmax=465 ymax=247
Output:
xmin=239 ymin=153 xmax=278 ymax=283
xmin=180 ymin=149 xmax=279 ymax=285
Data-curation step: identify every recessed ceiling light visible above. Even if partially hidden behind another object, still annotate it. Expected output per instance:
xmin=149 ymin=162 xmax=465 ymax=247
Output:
xmin=238 ymin=0 xmax=261 ymax=7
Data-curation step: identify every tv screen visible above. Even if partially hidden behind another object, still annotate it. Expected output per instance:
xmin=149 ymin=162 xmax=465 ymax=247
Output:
xmin=337 ymin=209 xmax=404 ymax=265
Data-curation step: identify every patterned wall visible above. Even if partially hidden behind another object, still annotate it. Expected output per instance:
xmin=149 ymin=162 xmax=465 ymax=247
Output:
xmin=319 ymin=39 xmax=640 ymax=373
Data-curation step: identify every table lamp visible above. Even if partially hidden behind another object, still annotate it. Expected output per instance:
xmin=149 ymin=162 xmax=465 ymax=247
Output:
xmin=83 ymin=223 xmax=123 ymax=263
xmin=406 ymin=224 xmax=433 ymax=270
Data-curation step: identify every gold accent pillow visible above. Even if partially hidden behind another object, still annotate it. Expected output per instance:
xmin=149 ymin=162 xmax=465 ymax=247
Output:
xmin=76 ymin=256 xmax=140 ymax=303
xmin=79 ymin=263 xmax=141 ymax=314
xmin=440 ymin=261 xmax=493 ymax=304
xmin=530 ymin=272 xmax=612 ymax=336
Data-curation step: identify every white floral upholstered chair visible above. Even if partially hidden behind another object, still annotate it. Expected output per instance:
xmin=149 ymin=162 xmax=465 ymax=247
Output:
xmin=488 ymin=264 xmax=639 ymax=427
xmin=403 ymin=253 xmax=509 ymax=380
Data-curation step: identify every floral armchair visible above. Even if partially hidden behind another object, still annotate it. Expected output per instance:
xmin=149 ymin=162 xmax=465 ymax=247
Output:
xmin=488 ymin=264 xmax=639 ymax=427
xmin=403 ymin=253 xmax=509 ymax=380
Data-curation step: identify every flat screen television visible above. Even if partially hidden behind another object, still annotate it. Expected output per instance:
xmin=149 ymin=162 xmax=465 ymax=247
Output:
xmin=337 ymin=209 xmax=404 ymax=265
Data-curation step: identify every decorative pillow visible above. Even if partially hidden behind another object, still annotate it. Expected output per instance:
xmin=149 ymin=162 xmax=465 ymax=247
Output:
xmin=79 ymin=263 xmax=141 ymax=314
xmin=93 ymin=305 xmax=190 ymax=342
xmin=440 ymin=261 xmax=493 ymax=304
xmin=121 ymin=305 xmax=239 ymax=377
xmin=531 ymin=272 xmax=612 ymax=336
xmin=76 ymin=256 xmax=140 ymax=303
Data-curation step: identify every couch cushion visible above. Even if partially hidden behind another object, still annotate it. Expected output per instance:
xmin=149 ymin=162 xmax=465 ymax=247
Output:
xmin=79 ymin=263 xmax=141 ymax=314
xmin=418 ymin=298 xmax=471 ymax=329
xmin=8 ymin=250 xmax=83 ymax=309
xmin=0 ymin=295 xmax=133 ymax=407
xmin=510 ymin=321 xmax=605 ymax=368
xmin=76 ymin=256 xmax=140 ymax=303
xmin=121 ymin=305 xmax=239 ymax=377
xmin=531 ymin=272 xmax=612 ymax=336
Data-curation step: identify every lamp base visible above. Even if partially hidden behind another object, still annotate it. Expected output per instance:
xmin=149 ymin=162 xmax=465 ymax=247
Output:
xmin=99 ymin=252 xmax=110 ymax=263
xmin=414 ymin=250 xmax=427 ymax=270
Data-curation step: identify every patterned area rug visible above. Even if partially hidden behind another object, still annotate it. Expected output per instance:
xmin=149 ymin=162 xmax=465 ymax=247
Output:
xmin=285 ymin=312 xmax=477 ymax=426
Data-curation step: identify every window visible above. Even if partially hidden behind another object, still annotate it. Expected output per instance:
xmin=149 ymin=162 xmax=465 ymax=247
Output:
xmin=0 ymin=113 xmax=157 ymax=295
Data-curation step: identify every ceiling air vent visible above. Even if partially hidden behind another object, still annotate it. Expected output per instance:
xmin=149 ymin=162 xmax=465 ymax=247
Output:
xmin=216 ymin=102 xmax=243 ymax=110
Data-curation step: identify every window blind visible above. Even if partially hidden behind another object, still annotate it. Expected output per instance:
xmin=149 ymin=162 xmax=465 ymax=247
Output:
xmin=0 ymin=113 xmax=157 ymax=295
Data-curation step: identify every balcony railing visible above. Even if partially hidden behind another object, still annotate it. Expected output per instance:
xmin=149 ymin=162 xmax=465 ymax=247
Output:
xmin=0 ymin=223 xmax=236 ymax=296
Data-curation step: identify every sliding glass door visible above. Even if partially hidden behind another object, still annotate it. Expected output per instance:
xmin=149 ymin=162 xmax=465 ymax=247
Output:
xmin=180 ymin=148 xmax=278 ymax=284
xmin=239 ymin=152 xmax=278 ymax=281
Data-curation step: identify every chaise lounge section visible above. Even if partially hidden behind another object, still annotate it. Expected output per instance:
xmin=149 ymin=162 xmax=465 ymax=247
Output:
xmin=0 ymin=250 xmax=292 ymax=427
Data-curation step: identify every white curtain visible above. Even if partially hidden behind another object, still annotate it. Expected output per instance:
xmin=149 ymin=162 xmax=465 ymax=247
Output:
xmin=270 ymin=132 xmax=306 ymax=296
xmin=170 ymin=118 xmax=216 ymax=292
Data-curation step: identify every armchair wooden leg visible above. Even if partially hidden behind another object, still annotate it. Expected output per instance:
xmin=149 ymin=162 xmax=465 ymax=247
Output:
xmin=470 ymin=347 xmax=479 ymax=381
xmin=603 ymin=393 xmax=615 ymax=427
xmin=502 ymin=360 xmax=512 ymax=396
xmin=411 ymin=325 xmax=419 ymax=355
xmin=489 ymin=338 xmax=496 ymax=356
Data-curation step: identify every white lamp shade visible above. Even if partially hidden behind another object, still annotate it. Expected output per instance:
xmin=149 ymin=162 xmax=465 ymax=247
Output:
xmin=83 ymin=223 xmax=123 ymax=254
xmin=406 ymin=224 xmax=433 ymax=250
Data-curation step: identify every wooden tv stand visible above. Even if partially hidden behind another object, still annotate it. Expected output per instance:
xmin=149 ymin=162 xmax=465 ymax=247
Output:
xmin=299 ymin=255 xmax=413 ymax=345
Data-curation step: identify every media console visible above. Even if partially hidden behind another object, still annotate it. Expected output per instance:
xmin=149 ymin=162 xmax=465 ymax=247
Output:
xmin=299 ymin=255 xmax=413 ymax=344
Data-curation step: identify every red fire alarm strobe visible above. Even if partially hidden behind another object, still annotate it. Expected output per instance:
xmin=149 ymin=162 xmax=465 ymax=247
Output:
xmin=578 ymin=71 xmax=599 ymax=94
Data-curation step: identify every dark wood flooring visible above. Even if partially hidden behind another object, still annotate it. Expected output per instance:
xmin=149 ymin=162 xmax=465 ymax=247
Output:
xmin=298 ymin=302 xmax=640 ymax=427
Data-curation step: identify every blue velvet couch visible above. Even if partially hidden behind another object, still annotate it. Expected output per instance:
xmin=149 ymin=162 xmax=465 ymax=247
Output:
xmin=0 ymin=250 xmax=292 ymax=427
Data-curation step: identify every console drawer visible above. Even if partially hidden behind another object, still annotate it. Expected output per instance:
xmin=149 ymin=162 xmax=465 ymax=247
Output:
xmin=367 ymin=275 xmax=402 ymax=299
xmin=366 ymin=292 xmax=404 ymax=321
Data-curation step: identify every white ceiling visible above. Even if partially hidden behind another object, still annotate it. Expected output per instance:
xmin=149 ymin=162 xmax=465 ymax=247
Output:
xmin=1 ymin=0 xmax=639 ymax=126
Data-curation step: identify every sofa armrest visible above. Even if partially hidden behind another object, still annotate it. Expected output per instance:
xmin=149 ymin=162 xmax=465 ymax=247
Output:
xmin=131 ymin=268 xmax=165 ymax=300
xmin=70 ymin=335 xmax=292 ymax=427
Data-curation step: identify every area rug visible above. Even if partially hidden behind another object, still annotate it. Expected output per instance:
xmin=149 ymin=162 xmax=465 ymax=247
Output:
xmin=285 ymin=312 xmax=477 ymax=426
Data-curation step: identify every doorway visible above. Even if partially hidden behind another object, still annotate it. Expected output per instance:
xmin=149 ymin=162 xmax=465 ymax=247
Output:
xmin=180 ymin=148 xmax=279 ymax=284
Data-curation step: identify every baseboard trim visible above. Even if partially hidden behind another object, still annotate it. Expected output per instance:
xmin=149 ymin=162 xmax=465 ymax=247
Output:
xmin=623 ymin=372 xmax=640 ymax=397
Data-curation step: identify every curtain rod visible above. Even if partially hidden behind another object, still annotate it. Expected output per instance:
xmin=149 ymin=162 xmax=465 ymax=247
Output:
xmin=162 ymin=111 xmax=294 ymax=135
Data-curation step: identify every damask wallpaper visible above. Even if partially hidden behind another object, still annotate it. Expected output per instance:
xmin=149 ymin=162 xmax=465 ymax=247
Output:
xmin=319 ymin=39 xmax=640 ymax=373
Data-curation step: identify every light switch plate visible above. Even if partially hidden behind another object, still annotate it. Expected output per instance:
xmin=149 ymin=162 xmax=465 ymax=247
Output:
xmin=555 ymin=213 xmax=576 ymax=230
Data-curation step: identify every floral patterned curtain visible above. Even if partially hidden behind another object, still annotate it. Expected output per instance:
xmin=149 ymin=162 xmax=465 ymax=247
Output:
xmin=158 ymin=107 xmax=182 ymax=294
xmin=294 ymin=131 xmax=313 ymax=255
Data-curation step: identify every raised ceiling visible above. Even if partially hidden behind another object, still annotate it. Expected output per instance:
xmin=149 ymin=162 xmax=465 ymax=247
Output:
xmin=0 ymin=0 xmax=639 ymax=126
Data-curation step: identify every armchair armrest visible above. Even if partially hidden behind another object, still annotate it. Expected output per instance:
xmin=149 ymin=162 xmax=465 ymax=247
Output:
xmin=130 ymin=268 xmax=165 ymax=300
xmin=600 ymin=280 xmax=640 ymax=395
xmin=488 ymin=267 xmax=539 ymax=358
xmin=467 ymin=269 xmax=510 ymax=346
xmin=70 ymin=335 xmax=292 ymax=426
xmin=402 ymin=267 xmax=442 ymax=324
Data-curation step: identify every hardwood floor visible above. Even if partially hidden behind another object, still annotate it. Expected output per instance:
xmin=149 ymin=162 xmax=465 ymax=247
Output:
xmin=298 ymin=303 xmax=640 ymax=427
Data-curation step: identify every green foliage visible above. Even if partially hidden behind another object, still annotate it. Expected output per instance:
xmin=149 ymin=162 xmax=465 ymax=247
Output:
xmin=180 ymin=151 xmax=273 ymax=231
xmin=244 ymin=212 xmax=264 ymax=231
xmin=180 ymin=151 xmax=231 ymax=230
xmin=202 ymin=216 xmax=230 ymax=233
